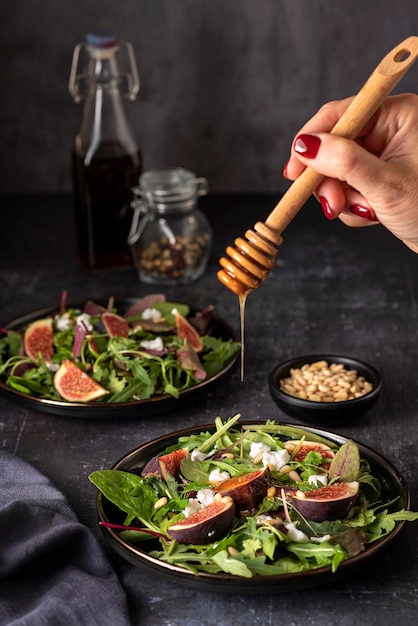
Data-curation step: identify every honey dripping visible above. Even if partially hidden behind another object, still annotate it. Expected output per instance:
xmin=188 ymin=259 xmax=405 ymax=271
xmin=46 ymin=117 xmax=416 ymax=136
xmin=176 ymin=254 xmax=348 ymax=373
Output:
xmin=238 ymin=291 xmax=250 ymax=382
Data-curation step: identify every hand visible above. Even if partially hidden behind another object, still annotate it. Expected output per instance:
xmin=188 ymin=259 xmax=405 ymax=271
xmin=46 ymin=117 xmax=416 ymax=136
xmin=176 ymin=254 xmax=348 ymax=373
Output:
xmin=284 ymin=93 xmax=418 ymax=253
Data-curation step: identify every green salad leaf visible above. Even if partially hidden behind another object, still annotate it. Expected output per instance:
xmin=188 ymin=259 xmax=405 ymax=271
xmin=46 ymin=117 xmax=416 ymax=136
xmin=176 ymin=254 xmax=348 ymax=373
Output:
xmin=90 ymin=417 xmax=418 ymax=578
xmin=0 ymin=296 xmax=240 ymax=404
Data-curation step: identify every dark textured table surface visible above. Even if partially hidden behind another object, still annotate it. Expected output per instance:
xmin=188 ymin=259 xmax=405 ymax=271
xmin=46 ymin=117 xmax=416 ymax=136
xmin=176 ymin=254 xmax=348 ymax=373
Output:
xmin=1 ymin=193 xmax=417 ymax=625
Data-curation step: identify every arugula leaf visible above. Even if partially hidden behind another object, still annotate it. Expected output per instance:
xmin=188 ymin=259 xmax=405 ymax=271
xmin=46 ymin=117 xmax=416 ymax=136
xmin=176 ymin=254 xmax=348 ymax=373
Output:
xmin=89 ymin=420 xmax=418 ymax=579
xmin=0 ymin=299 xmax=240 ymax=405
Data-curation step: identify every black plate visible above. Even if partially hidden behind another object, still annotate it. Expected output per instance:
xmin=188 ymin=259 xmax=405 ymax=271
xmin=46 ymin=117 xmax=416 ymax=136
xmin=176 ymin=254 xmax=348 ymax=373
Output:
xmin=97 ymin=421 xmax=410 ymax=593
xmin=0 ymin=298 xmax=239 ymax=419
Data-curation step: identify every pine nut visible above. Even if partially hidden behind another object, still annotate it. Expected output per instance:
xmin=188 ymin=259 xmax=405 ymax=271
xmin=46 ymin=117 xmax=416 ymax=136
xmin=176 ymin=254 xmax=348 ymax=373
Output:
xmin=228 ymin=546 xmax=240 ymax=556
xmin=288 ymin=470 xmax=301 ymax=482
xmin=279 ymin=361 xmax=373 ymax=402
xmin=267 ymin=486 xmax=276 ymax=498
xmin=221 ymin=452 xmax=234 ymax=459
xmin=279 ymin=464 xmax=291 ymax=474
xmin=154 ymin=497 xmax=168 ymax=509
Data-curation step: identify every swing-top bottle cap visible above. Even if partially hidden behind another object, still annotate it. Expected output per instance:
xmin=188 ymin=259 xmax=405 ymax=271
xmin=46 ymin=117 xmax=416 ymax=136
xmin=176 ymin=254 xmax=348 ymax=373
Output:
xmin=86 ymin=32 xmax=118 ymax=49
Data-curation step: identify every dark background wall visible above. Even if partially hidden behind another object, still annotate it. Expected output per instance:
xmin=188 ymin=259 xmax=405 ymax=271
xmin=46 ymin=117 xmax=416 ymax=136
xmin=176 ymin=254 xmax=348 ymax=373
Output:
xmin=1 ymin=0 xmax=418 ymax=195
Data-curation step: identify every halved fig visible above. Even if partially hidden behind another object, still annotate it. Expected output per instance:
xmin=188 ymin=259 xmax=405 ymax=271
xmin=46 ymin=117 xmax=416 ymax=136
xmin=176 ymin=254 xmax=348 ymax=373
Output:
xmin=141 ymin=448 xmax=188 ymax=481
xmin=168 ymin=498 xmax=235 ymax=544
xmin=24 ymin=318 xmax=54 ymax=361
xmin=290 ymin=481 xmax=359 ymax=522
xmin=10 ymin=361 xmax=36 ymax=377
xmin=174 ymin=309 xmax=203 ymax=352
xmin=101 ymin=312 xmax=130 ymax=338
xmin=176 ymin=345 xmax=206 ymax=380
xmin=54 ymin=360 xmax=108 ymax=402
xmin=217 ymin=467 xmax=273 ymax=511
xmin=288 ymin=441 xmax=335 ymax=468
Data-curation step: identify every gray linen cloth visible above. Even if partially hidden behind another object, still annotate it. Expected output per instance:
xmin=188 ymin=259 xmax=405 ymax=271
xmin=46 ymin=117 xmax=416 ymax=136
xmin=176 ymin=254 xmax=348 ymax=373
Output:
xmin=0 ymin=450 xmax=131 ymax=626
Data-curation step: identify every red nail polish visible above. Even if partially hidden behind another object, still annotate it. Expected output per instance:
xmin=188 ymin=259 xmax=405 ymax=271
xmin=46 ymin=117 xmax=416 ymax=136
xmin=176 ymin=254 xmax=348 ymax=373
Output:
xmin=320 ymin=196 xmax=333 ymax=220
xmin=282 ymin=158 xmax=290 ymax=178
xmin=349 ymin=204 xmax=379 ymax=221
xmin=294 ymin=134 xmax=321 ymax=159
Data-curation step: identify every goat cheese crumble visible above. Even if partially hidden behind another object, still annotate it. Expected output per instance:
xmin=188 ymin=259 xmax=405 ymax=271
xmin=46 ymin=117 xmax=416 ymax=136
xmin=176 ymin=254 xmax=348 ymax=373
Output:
xmin=250 ymin=442 xmax=290 ymax=470
xmin=140 ymin=337 xmax=164 ymax=351
xmin=142 ymin=307 xmax=162 ymax=321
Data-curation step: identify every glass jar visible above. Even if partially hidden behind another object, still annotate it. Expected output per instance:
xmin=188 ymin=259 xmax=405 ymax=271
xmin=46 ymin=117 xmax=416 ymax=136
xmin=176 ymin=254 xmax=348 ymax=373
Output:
xmin=128 ymin=168 xmax=211 ymax=284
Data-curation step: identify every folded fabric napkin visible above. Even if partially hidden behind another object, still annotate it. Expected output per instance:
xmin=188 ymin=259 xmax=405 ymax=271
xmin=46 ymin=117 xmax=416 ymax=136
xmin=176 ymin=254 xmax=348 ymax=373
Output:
xmin=0 ymin=451 xmax=131 ymax=626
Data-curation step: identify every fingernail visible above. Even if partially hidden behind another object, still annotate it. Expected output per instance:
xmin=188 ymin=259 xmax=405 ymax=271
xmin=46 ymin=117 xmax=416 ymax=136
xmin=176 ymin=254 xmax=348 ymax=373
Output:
xmin=294 ymin=134 xmax=321 ymax=159
xmin=349 ymin=204 xmax=379 ymax=221
xmin=320 ymin=196 xmax=334 ymax=220
xmin=282 ymin=158 xmax=290 ymax=178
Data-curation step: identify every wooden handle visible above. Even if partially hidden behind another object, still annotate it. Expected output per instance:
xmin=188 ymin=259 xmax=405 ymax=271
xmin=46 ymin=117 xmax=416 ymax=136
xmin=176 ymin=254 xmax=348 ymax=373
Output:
xmin=264 ymin=36 xmax=418 ymax=236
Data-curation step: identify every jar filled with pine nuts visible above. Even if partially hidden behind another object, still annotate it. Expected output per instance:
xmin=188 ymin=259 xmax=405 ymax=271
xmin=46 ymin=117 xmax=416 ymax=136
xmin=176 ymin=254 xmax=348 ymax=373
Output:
xmin=128 ymin=168 xmax=212 ymax=284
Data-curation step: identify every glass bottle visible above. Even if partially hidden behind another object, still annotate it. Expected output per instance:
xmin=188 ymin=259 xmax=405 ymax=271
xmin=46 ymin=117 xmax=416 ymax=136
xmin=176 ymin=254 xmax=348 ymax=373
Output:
xmin=69 ymin=33 xmax=142 ymax=270
xmin=128 ymin=168 xmax=212 ymax=285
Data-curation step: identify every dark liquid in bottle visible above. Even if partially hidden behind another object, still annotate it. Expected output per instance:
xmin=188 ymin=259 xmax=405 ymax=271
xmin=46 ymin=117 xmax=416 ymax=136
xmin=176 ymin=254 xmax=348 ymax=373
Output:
xmin=72 ymin=144 xmax=142 ymax=270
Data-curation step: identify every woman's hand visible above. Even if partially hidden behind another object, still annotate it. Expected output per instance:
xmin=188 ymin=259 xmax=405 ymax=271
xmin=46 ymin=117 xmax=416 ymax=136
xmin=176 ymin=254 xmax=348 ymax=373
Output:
xmin=284 ymin=93 xmax=418 ymax=253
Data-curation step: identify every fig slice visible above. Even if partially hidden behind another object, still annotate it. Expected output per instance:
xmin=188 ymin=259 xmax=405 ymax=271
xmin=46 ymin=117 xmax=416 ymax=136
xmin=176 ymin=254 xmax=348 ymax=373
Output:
xmin=141 ymin=448 xmax=189 ymax=481
xmin=24 ymin=318 xmax=54 ymax=361
xmin=168 ymin=498 xmax=235 ymax=544
xmin=216 ymin=467 xmax=273 ymax=511
xmin=54 ymin=360 xmax=109 ymax=402
xmin=174 ymin=309 xmax=203 ymax=352
xmin=101 ymin=312 xmax=130 ymax=338
xmin=290 ymin=481 xmax=359 ymax=522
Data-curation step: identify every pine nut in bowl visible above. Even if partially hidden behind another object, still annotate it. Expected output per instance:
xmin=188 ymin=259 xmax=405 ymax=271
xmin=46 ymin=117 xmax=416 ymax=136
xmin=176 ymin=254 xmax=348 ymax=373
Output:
xmin=268 ymin=354 xmax=382 ymax=427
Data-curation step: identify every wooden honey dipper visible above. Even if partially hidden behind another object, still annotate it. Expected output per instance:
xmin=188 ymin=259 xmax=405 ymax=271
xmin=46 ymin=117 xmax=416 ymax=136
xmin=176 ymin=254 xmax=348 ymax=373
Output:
xmin=218 ymin=36 xmax=418 ymax=296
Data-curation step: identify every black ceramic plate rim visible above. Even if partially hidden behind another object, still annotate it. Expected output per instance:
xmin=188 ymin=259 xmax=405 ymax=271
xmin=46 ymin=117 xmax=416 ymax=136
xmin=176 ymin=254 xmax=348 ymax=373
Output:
xmin=0 ymin=298 xmax=239 ymax=419
xmin=96 ymin=421 xmax=410 ymax=593
xmin=269 ymin=353 xmax=382 ymax=408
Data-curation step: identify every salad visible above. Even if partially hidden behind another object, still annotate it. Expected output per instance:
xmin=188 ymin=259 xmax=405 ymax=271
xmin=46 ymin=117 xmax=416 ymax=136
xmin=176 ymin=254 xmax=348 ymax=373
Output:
xmin=0 ymin=293 xmax=240 ymax=404
xmin=90 ymin=415 xmax=418 ymax=578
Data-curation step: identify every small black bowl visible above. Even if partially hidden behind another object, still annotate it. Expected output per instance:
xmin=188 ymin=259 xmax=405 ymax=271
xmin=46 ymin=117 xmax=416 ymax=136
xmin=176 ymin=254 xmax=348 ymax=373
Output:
xmin=268 ymin=354 xmax=382 ymax=427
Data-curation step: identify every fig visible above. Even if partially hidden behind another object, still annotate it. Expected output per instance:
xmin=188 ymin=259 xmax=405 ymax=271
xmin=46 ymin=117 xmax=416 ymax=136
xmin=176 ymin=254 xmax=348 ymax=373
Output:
xmin=101 ymin=312 xmax=130 ymax=338
xmin=141 ymin=448 xmax=189 ymax=481
xmin=176 ymin=345 xmax=206 ymax=380
xmin=24 ymin=318 xmax=54 ymax=361
xmin=168 ymin=498 xmax=235 ymax=544
xmin=217 ymin=467 xmax=273 ymax=511
xmin=289 ymin=441 xmax=335 ymax=467
xmin=290 ymin=481 xmax=359 ymax=522
xmin=54 ymin=359 xmax=108 ymax=402
xmin=174 ymin=309 xmax=203 ymax=352
xmin=10 ymin=361 xmax=36 ymax=377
